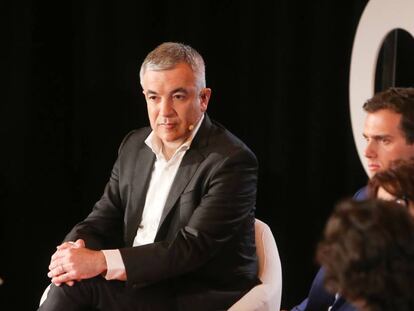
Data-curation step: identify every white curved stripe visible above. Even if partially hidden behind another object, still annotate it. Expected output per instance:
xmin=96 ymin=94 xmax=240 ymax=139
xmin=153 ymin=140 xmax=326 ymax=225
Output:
xmin=350 ymin=0 xmax=414 ymax=175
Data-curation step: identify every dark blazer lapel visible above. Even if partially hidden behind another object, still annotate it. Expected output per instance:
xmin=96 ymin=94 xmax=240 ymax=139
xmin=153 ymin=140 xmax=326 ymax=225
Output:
xmin=157 ymin=115 xmax=212 ymax=229
xmin=125 ymin=144 xmax=155 ymax=246
xmin=158 ymin=149 xmax=204 ymax=228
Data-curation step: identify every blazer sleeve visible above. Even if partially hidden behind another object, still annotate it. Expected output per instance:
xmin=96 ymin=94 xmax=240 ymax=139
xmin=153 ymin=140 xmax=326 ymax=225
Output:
xmin=290 ymin=299 xmax=308 ymax=311
xmin=290 ymin=267 xmax=335 ymax=311
xmin=353 ymin=186 xmax=368 ymax=201
xmin=119 ymin=145 xmax=258 ymax=288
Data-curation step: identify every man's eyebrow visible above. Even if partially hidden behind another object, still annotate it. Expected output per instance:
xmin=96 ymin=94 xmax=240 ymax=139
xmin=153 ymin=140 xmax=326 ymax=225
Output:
xmin=363 ymin=134 xmax=393 ymax=140
xmin=171 ymin=87 xmax=189 ymax=94
xmin=146 ymin=90 xmax=158 ymax=95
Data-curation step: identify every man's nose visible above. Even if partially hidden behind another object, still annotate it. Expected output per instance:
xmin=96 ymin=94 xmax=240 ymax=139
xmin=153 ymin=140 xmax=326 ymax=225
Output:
xmin=364 ymin=140 xmax=377 ymax=159
xmin=159 ymin=99 xmax=174 ymax=116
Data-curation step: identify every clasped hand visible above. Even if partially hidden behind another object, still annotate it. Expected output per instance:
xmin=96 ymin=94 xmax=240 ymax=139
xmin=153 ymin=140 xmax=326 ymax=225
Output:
xmin=48 ymin=239 xmax=106 ymax=286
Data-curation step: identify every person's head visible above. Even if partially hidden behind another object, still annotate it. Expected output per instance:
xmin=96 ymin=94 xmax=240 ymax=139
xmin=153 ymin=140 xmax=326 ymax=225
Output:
xmin=363 ymin=87 xmax=414 ymax=175
xmin=317 ymin=199 xmax=414 ymax=311
xmin=140 ymin=42 xmax=211 ymax=151
xmin=367 ymin=158 xmax=414 ymax=216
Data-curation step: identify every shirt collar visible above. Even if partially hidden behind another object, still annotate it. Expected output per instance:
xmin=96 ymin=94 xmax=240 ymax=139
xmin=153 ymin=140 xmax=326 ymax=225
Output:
xmin=145 ymin=114 xmax=205 ymax=160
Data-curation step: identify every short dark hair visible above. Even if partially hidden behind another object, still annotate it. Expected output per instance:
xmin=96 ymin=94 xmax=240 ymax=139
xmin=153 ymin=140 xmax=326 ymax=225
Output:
xmin=317 ymin=199 xmax=414 ymax=311
xmin=368 ymin=158 xmax=414 ymax=203
xmin=363 ymin=87 xmax=414 ymax=144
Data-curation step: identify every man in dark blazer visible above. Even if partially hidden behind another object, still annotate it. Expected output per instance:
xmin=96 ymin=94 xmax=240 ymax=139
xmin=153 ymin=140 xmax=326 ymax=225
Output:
xmin=39 ymin=42 xmax=259 ymax=311
xmin=289 ymin=87 xmax=414 ymax=311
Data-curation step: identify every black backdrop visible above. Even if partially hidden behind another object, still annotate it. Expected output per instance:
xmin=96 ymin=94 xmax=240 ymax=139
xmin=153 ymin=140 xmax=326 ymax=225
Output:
xmin=2 ymin=1 xmax=371 ymax=309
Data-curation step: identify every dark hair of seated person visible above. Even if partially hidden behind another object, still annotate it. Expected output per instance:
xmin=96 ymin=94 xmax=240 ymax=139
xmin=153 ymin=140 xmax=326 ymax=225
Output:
xmin=367 ymin=158 xmax=414 ymax=208
xmin=316 ymin=199 xmax=414 ymax=311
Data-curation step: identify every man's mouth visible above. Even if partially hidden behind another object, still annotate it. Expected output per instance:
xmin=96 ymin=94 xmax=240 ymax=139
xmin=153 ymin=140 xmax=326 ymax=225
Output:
xmin=159 ymin=122 xmax=176 ymax=129
xmin=368 ymin=163 xmax=380 ymax=171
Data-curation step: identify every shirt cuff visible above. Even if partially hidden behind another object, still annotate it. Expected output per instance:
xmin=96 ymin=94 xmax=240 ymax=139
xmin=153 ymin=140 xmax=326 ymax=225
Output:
xmin=101 ymin=249 xmax=127 ymax=280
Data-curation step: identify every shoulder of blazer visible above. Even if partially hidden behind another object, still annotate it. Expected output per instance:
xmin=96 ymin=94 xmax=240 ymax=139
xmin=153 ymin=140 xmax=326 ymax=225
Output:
xmin=354 ymin=186 xmax=368 ymax=201
xmin=194 ymin=115 xmax=257 ymax=162
xmin=117 ymin=127 xmax=152 ymax=155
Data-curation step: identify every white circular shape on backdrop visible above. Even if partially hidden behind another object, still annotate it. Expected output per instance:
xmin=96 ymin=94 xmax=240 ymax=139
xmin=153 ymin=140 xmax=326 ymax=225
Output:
xmin=349 ymin=0 xmax=414 ymax=175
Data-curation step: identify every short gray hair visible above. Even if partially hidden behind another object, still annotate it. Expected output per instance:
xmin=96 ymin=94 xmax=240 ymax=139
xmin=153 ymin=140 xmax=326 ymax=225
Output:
xmin=139 ymin=42 xmax=206 ymax=90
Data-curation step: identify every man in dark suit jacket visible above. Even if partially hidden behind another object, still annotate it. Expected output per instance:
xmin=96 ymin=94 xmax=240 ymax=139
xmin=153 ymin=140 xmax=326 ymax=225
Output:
xmin=39 ymin=42 xmax=259 ymax=311
xmin=290 ymin=87 xmax=414 ymax=311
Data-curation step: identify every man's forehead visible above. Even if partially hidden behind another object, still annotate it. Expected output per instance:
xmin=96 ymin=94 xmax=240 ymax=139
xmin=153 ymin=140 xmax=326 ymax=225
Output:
xmin=143 ymin=67 xmax=195 ymax=84
xmin=365 ymin=110 xmax=401 ymax=127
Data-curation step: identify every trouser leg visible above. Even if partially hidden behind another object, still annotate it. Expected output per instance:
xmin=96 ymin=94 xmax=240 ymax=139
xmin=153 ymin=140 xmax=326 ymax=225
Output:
xmin=38 ymin=277 xmax=176 ymax=311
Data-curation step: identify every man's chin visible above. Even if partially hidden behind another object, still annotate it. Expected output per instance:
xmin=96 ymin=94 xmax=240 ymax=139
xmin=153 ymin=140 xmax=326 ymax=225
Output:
xmin=368 ymin=166 xmax=381 ymax=175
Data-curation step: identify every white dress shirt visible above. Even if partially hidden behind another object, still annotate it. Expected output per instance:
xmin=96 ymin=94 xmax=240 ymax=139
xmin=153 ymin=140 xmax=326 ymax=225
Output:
xmin=328 ymin=293 xmax=340 ymax=311
xmin=102 ymin=115 xmax=204 ymax=280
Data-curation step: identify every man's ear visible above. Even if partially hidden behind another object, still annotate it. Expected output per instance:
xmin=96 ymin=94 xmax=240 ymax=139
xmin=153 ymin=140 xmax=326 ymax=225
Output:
xmin=200 ymin=88 xmax=212 ymax=112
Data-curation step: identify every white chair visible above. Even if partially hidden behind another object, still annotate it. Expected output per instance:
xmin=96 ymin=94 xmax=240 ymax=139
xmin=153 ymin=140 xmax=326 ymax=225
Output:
xmin=228 ymin=218 xmax=283 ymax=311
xmin=39 ymin=283 xmax=51 ymax=306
